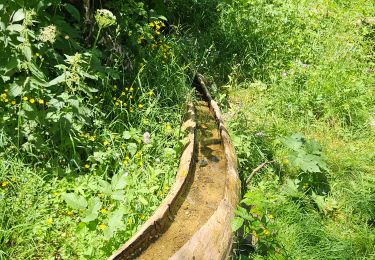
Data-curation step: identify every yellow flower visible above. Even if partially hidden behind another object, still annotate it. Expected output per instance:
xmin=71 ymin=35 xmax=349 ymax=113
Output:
xmin=115 ymin=101 xmax=120 ymax=106
xmin=125 ymin=87 xmax=129 ymax=91
xmin=11 ymin=177 xmax=16 ymax=182
xmin=268 ymin=214 xmax=274 ymax=219
xmin=129 ymin=87 xmax=134 ymax=92
xmin=29 ymin=98 xmax=35 ymax=104
xmin=98 ymin=223 xmax=106 ymax=230
xmin=100 ymin=208 xmax=107 ymax=214
xmin=128 ymin=218 xmax=132 ymax=224
xmin=263 ymin=229 xmax=270 ymax=236
xmin=282 ymin=159 xmax=289 ymax=165
xmin=113 ymin=97 xmax=117 ymax=101
xmin=165 ymin=124 xmax=172 ymax=130
xmin=38 ymin=99 xmax=44 ymax=104
xmin=47 ymin=218 xmax=53 ymax=225
xmin=11 ymin=100 xmax=16 ymax=105
xmin=113 ymin=85 xmax=118 ymax=90
xmin=103 ymin=140 xmax=109 ymax=146
xmin=148 ymin=90 xmax=154 ymax=96
xmin=4 ymin=98 xmax=8 ymax=103
xmin=1 ymin=181 xmax=9 ymax=187
xmin=121 ymin=91 xmax=126 ymax=96
xmin=138 ymin=104 xmax=143 ymax=108
xmin=84 ymin=164 xmax=90 ymax=169
xmin=130 ymin=108 xmax=134 ymax=112
xmin=140 ymin=214 xmax=145 ymax=220
xmin=98 ymin=193 xmax=105 ymax=197
xmin=35 ymin=53 xmax=40 ymax=57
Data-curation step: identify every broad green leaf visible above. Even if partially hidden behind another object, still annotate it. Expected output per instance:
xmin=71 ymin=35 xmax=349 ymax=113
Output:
xmin=138 ymin=195 xmax=148 ymax=205
xmin=111 ymin=173 xmax=127 ymax=190
xmin=47 ymin=73 xmax=67 ymax=87
xmin=103 ymin=226 xmax=114 ymax=240
xmin=122 ymin=131 xmax=131 ymax=140
xmin=108 ymin=209 xmax=124 ymax=229
xmin=64 ymin=4 xmax=80 ymax=22
xmin=98 ymin=180 xmax=112 ymax=195
xmin=231 ymin=217 xmax=244 ymax=232
xmin=7 ymin=24 xmax=23 ymax=32
xmin=12 ymin=9 xmax=25 ymax=22
xmin=9 ymin=84 xmax=22 ymax=97
xmin=23 ymin=45 xmax=32 ymax=61
xmin=127 ymin=143 xmax=137 ymax=156
xmin=111 ymin=190 xmax=125 ymax=201
xmin=28 ymin=63 xmax=46 ymax=81
xmin=62 ymin=193 xmax=87 ymax=210
xmin=81 ymin=197 xmax=101 ymax=222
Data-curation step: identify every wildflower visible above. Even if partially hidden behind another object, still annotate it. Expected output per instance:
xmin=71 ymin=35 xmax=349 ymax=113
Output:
xmin=263 ymin=229 xmax=270 ymax=236
xmin=100 ymin=208 xmax=107 ymax=214
xmin=128 ymin=218 xmax=132 ymax=224
xmin=282 ymin=159 xmax=289 ymax=165
xmin=113 ymin=85 xmax=118 ymax=90
xmin=113 ymin=97 xmax=117 ymax=101
xmin=268 ymin=214 xmax=274 ymax=219
xmin=46 ymin=218 xmax=53 ymax=225
xmin=121 ymin=92 xmax=126 ymax=96
xmin=64 ymin=35 xmax=70 ymax=40
xmin=125 ymin=87 xmax=129 ymax=91
xmin=38 ymin=99 xmax=44 ymax=104
xmin=29 ymin=98 xmax=35 ymax=104
xmin=67 ymin=211 xmax=74 ymax=216
xmin=129 ymin=87 xmax=134 ymax=92
xmin=11 ymin=100 xmax=16 ymax=105
xmin=115 ymin=102 xmax=120 ymax=106
xmin=1 ymin=181 xmax=9 ymax=187
xmin=35 ymin=53 xmax=40 ymax=57
xmin=138 ymin=104 xmax=143 ymax=109
xmin=98 ymin=223 xmax=106 ymax=230
xmin=103 ymin=140 xmax=109 ymax=146
xmin=129 ymin=95 xmax=133 ymax=99
xmin=11 ymin=177 xmax=16 ymax=182
xmin=95 ymin=9 xmax=116 ymax=29
xmin=143 ymin=132 xmax=150 ymax=144
xmin=38 ymin=25 xmax=57 ymax=44
xmin=4 ymin=99 xmax=8 ymax=103
xmin=84 ymin=164 xmax=90 ymax=169
xmin=148 ymin=90 xmax=154 ymax=96
xmin=165 ymin=124 xmax=172 ymax=130
xmin=140 ymin=214 xmax=145 ymax=220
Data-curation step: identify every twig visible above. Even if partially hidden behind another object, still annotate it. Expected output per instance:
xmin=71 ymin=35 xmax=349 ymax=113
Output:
xmin=246 ymin=160 xmax=276 ymax=184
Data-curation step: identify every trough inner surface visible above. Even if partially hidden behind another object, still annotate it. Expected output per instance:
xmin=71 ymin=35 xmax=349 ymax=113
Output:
xmin=137 ymin=101 xmax=226 ymax=259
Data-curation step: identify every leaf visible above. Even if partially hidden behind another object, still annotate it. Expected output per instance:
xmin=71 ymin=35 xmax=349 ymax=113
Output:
xmin=127 ymin=143 xmax=137 ymax=156
xmin=28 ymin=62 xmax=46 ymax=81
xmin=231 ymin=217 xmax=244 ymax=232
xmin=122 ymin=131 xmax=131 ymax=140
xmin=64 ymin=4 xmax=80 ymax=22
xmin=9 ymin=84 xmax=22 ymax=97
xmin=12 ymin=9 xmax=25 ymax=22
xmin=138 ymin=195 xmax=148 ymax=205
xmin=47 ymin=73 xmax=67 ymax=87
xmin=7 ymin=24 xmax=23 ymax=32
xmin=81 ymin=197 xmax=102 ymax=223
xmin=98 ymin=180 xmax=112 ymax=195
xmin=111 ymin=173 xmax=127 ymax=190
xmin=62 ymin=193 xmax=87 ymax=210
xmin=108 ymin=209 xmax=124 ymax=229
xmin=23 ymin=45 xmax=32 ymax=61
xmin=111 ymin=190 xmax=125 ymax=201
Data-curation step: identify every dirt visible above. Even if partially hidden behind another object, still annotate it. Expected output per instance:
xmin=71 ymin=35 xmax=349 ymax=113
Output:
xmin=137 ymin=101 xmax=226 ymax=259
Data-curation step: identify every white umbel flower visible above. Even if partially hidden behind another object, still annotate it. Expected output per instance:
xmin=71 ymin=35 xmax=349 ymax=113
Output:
xmin=38 ymin=25 xmax=57 ymax=44
xmin=95 ymin=9 xmax=116 ymax=29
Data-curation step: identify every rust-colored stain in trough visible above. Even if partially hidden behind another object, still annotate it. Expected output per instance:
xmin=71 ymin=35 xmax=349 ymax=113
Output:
xmin=138 ymin=101 xmax=226 ymax=259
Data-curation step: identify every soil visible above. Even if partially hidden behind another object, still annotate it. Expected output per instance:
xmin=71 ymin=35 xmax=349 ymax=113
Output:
xmin=137 ymin=101 xmax=226 ymax=259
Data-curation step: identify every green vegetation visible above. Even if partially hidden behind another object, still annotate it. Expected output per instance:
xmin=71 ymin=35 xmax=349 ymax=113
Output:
xmin=1 ymin=0 xmax=374 ymax=259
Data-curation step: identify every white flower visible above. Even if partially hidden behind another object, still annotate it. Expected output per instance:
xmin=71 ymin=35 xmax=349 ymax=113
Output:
xmin=38 ymin=25 xmax=57 ymax=44
xmin=143 ymin=132 xmax=151 ymax=144
xmin=95 ymin=9 xmax=116 ymax=29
